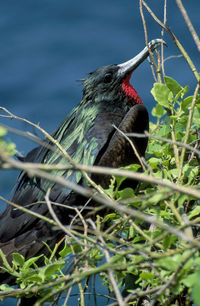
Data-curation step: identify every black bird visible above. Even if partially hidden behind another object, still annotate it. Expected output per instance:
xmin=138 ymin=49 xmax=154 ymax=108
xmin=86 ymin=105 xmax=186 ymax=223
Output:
xmin=0 ymin=39 xmax=162 ymax=283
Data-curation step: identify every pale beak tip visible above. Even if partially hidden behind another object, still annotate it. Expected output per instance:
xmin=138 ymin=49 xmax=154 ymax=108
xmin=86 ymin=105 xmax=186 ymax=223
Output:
xmin=148 ymin=38 xmax=167 ymax=50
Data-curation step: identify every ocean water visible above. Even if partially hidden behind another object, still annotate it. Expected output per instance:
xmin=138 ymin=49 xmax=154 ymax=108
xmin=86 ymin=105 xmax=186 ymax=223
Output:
xmin=0 ymin=1 xmax=200 ymax=305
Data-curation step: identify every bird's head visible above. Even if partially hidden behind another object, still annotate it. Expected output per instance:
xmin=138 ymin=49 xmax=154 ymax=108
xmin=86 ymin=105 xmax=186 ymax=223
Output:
xmin=82 ymin=39 xmax=165 ymax=107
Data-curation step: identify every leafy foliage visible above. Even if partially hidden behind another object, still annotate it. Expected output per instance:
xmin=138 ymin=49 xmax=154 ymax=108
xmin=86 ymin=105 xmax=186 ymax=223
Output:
xmin=1 ymin=2 xmax=200 ymax=302
xmin=1 ymin=75 xmax=200 ymax=305
xmin=0 ymin=126 xmax=16 ymax=157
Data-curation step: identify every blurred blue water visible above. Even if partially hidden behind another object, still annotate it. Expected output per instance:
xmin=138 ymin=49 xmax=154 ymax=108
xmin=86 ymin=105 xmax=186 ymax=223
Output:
xmin=0 ymin=1 xmax=200 ymax=305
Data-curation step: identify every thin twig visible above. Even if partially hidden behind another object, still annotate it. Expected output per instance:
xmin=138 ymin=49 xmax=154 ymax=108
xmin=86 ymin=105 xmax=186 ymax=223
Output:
xmin=126 ymin=131 xmax=200 ymax=158
xmin=178 ymin=82 xmax=200 ymax=179
xmin=44 ymin=189 xmax=85 ymax=247
xmin=0 ymin=107 xmax=107 ymax=197
xmin=0 ymin=195 xmax=56 ymax=226
xmin=161 ymin=0 xmax=167 ymax=77
xmin=88 ymin=219 xmax=125 ymax=306
xmin=150 ymin=249 xmax=197 ymax=305
xmin=139 ymin=0 xmax=159 ymax=82
xmin=141 ymin=0 xmax=200 ymax=82
xmin=175 ymin=0 xmax=200 ymax=53
xmin=112 ymin=124 xmax=147 ymax=171
xmin=1 ymin=158 xmax=200 ymax=247
xmin=1 ymin=146 xmax=200 ymax=207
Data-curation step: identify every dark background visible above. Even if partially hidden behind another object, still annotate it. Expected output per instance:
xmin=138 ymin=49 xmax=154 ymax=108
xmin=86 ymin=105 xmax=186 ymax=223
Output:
xmin=0 ymin=1 xmax=200 ymax=305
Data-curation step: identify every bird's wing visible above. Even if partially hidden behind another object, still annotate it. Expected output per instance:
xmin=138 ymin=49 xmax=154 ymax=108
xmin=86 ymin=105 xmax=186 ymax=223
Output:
xmin=0 ymin=103 xmax=121 ymax=240
xmin=0 ymin=103 xmax=148 ymax=244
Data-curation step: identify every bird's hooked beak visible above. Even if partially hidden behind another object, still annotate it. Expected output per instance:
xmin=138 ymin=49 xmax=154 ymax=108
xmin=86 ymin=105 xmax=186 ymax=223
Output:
xmin=117 ymin=38 xmax=166 ymax=78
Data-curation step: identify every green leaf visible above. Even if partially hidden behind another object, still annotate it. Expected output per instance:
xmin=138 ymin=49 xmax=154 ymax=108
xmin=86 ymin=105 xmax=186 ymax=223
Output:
xmin=189 ymin=205 xmax=200 ymax=219
xmin=181 ymin=96 xmax=192 ymax=111
xmin=182 ymin=95 xmax=200 ymax=113
xmin=22 ymin=255 xmax=43 ymax=270
xmin=42 ymin=241 xmax=53 ymax=255
xmin=193 ymin=270 xmax=200 ymax=305
xmin=178 ymin=194 xmax=191 ymax=207
xmin=148 ymin=143 xmax=163 ymax=156
xmin=132 ymin=236 xmax=146 ymax=243
xmin=157 ymin=255 xmax=180 ymax=271
xmin=193 ymin=106 xmax=200 ymax=126
xmin=163 ymin=235 xmax=177 ymax=250
xmin=147 ymin=191 xmax=168 ymax=205
xmin=114 ymin=164 xmax=141 ymax=190
xmin=22 ymin=273 xmax=43 ymax=283
xmin=152 ymin=104 xmax=166 ymax=119
xmin=103 ymin=213 xmax=117 ymax=222
xmin=195 ymin=94 xmax=200 ymax=106
xmin=148 ymin=157 xmax=160 ymax=168
xmin=129 ymin=225 xmax=135 ymax=239
xmin=169 ymin=168 xmax=179 ymax=179
xmin=181 ymin=273 xmax=196 ymax=288
xmin=43 ymin=262 xmax=65 ymax=278
xmin=0 ymin=284 xmax=14 ymax=291
xmin=174 ymin=122 xmax=184 ymax=134
xmin=140 ymin=272 xmax=154 ymax=281
xmin=12 ymin=253 xmax=25 ymax=268
xmin=156 ymin=124 xmax=171 ymax=137
xmin=164 ymin=76 xmax=182 ymax=95
xmin=113 ymin=175 xmax=126 ymax=189
xmin=0 ymin=126 xmax=7 ymax=137
xmin=117 ymin=188 xmax=135 ymax=201
xmin=89 ymin=248 xmax=102 ymax=261
xmin=59 ymin=242 xmax=72 ymax=258
xmin=183 ymin=165 xmax=199 ymax=184
xmin=151 ymin=83 xmax=173 ymax=109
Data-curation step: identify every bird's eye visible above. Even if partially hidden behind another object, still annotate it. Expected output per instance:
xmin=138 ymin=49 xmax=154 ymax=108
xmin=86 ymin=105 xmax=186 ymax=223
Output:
xmin=104 ymin=73 xmax=112 ymax=83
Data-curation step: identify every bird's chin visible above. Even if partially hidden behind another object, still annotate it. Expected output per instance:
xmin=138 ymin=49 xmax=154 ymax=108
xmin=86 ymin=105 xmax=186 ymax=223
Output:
xmin=122 ymin=74 xmax=143 ymax=105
